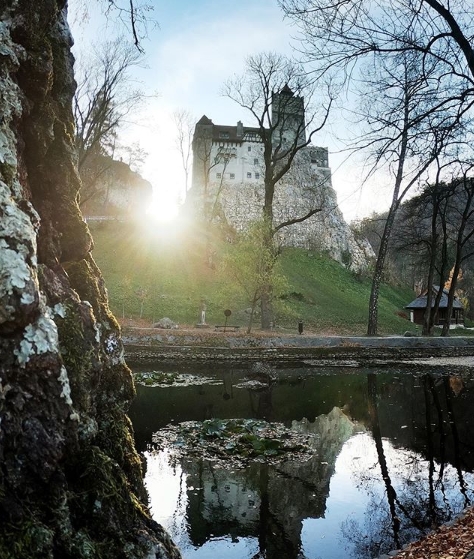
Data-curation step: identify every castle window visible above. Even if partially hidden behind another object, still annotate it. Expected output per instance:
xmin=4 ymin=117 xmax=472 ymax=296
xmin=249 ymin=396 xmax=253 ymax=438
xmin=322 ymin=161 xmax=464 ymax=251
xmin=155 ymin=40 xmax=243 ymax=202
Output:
xmin=247 ymin=172 xmax=252 ymax=179
xmin=230 ymin=173 xmax=235 ymax=179
xmin=254 ymin=158 xmax=259 ymax=165
xmin=219 ymin=132 xmax=230 ymax=139
xmin=248 ymin=146 xmax=251 ymax=152
xmin=255 ymin=172 xmax=260 ymax=179
xmin=216 ymin=172 xmax=222 ymax=179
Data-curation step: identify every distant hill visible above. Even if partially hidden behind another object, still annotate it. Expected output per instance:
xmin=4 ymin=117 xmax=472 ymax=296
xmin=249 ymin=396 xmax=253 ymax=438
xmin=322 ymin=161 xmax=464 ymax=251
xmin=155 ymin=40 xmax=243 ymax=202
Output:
xmin=354 ymin=191 xmax=474 ymax=321
xmin=90 ymin=220 xmax=416 ymax=335
xmin=80 ymin=154 xmax=152 ymax=218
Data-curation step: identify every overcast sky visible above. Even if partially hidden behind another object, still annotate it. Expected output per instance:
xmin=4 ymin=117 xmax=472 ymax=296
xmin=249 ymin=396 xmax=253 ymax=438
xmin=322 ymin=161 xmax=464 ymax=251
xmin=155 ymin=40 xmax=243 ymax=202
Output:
xmin=69 ymin=0 xmax=389 ymax=222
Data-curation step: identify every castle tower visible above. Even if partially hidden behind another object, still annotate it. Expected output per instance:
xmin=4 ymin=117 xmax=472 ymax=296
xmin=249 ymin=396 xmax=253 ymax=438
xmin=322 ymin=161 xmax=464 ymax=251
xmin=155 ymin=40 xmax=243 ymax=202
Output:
xmin=191 ymin=115 xmax=214 ymax=201
xmin=271 ymin=85 xmax=306 ymax=147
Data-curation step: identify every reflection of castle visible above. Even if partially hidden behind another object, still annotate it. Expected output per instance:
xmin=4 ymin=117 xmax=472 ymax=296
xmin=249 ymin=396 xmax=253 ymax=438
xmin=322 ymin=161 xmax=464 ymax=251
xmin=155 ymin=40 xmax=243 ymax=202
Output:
xmin=184 ymin=407 xmax=360 ymax=558
xmin=139 ymin=370 xmax=474 ymax=557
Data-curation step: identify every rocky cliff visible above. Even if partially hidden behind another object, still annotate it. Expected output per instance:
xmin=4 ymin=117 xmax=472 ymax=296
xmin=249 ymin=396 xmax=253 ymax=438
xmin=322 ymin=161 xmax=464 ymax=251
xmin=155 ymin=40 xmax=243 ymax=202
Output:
xmin=192 ymin=147 xmax=374 ymax=273
xmin=218 ymin=172 xmax=374 ymax=272
xmin=0 ymin=2 xmax=179 ymax=558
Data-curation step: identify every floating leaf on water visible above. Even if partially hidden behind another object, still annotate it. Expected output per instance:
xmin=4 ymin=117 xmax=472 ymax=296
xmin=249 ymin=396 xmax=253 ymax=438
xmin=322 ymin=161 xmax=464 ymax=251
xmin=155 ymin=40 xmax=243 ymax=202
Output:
xmin=151 ymin=417 xmax=314 ymax=468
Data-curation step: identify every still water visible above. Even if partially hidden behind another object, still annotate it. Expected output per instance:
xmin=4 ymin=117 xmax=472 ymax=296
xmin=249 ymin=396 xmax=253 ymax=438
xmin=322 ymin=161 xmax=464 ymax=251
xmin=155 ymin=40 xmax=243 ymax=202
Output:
xmin=128 ymin=362 xmax=474 ymax=559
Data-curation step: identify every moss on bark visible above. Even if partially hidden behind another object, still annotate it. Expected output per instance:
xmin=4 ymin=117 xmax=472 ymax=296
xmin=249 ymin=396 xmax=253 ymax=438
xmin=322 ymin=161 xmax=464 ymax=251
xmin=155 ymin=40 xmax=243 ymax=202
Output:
xmin=0 ymin=2 xmax=181 ymax=558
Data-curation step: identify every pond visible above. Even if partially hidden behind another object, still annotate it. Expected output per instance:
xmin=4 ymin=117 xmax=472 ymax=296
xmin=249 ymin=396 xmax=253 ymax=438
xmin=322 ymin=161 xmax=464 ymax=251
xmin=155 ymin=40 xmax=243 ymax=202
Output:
xmin=128 ymin=361 xmax=474 ymax=559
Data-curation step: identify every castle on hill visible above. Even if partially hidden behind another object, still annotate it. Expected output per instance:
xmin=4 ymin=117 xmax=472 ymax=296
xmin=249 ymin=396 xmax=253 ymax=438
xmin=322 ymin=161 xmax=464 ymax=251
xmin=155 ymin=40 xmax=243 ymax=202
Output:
xmin=187 ymin=87 xmax=373 ymax=271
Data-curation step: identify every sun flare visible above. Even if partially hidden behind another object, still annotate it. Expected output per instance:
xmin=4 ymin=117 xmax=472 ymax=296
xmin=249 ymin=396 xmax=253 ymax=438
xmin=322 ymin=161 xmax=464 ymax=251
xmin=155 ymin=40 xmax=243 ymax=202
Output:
xmin=147 ymin=188 xmax=180 ymax=223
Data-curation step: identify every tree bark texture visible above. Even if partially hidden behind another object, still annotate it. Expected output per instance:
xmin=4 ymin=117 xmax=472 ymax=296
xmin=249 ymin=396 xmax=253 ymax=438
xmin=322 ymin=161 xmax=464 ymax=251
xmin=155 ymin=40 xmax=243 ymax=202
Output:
xmin=0 ymin=2 xmax=181 ymax=558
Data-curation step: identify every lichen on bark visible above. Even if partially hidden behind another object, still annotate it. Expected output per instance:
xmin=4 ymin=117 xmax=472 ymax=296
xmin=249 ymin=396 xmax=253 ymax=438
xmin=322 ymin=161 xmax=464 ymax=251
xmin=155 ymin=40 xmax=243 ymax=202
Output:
xmin=0 ymin=1 xmax=181 ymax=558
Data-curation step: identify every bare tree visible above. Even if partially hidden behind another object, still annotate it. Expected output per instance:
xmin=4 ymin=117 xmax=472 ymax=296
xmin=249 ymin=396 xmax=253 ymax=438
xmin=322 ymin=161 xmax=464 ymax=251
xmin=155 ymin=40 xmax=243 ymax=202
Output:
xmin=388 ymin=157 xmax=474 ymax=335
xmin=222 ymin=220 xmax=288 ymax=333
xmin=393 ymin=175 xmax=453 ymax=335
xmin=118 ymin=140 xmax=148 ymax=172
xmin=415 ymin=178 xmax=451 ymax=335
xmin=421 ymin=180 xmax=450 ymax=335
xmin=173 ymin=109 xmax=195 ymax=193
xmin=344 ymin=48 xmax=451 ymax=334
xmin=440 ymin=168 xmax=474 ymax=335
xmin=281 ymin=0 xmax=474 ymax=335
xmin=280 ymin=0 xmax=474 ymax=92
xmin=191 ymin=121 xmax=238 ymax=228
xmin=222 ymin=52 xmax=332 ymax=328
xmin=103 ymin=0 xmax=156 ymax=51
xmin=73 ymin=37 xmax=147 ymax=208
xmin=72 ymin=0 xmax=156 ymax=52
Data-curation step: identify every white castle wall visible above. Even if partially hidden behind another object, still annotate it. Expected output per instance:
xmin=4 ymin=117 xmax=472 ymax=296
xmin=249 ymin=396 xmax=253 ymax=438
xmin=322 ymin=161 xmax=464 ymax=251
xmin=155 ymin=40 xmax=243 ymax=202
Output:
xmin=190 ymin=113 xmax=374 ymax=272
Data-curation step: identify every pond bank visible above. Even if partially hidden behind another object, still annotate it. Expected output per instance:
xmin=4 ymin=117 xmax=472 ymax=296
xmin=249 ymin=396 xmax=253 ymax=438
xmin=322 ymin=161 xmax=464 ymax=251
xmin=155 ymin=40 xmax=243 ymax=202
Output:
xmin=123 ymin=327 xmax=474 ymax=367
xmin=126 ymin=329 xmax=474 ymax=558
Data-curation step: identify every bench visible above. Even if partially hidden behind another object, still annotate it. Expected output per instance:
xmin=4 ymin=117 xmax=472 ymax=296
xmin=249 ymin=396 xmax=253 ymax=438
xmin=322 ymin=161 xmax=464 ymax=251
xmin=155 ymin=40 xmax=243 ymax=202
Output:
xmin=214 ymin=325 xmax=241 ymax=332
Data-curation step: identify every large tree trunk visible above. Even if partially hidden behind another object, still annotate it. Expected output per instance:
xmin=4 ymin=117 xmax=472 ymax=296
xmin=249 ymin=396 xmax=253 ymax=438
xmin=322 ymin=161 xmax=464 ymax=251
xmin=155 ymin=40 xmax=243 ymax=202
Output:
xmin=260 ymin=286 xmax=274 ymax=330
xmin=0 ymin=2 xmax=180 ymax=558
xmin=367 ymin=207 xmax=397 ymax=335
xmin=367 ymin=80 xmax=415 ymax=337
xmin=260 ymin=190 xmax=275 ymax=330
xmin=441 ymin=260 xmax=462 ymax=337
xmin=367 ymin=374 xmax=401 ymax=547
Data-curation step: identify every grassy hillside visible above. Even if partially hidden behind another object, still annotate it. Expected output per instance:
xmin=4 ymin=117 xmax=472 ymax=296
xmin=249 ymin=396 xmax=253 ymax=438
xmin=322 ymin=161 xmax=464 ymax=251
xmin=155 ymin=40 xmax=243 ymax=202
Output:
xmin=90 ymin=220 xmax=416 ymax=335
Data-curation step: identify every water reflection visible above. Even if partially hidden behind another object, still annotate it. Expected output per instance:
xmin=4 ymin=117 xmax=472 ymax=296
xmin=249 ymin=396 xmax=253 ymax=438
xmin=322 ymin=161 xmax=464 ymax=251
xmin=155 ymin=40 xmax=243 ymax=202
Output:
xmin=129 ymin=366 xmax=474 ymax=559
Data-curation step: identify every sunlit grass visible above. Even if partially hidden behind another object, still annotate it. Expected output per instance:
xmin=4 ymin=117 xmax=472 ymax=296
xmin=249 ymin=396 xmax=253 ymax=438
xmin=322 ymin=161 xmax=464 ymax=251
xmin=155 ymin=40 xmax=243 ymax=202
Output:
xmin=90 ymin=221 xmax=415 ymax=334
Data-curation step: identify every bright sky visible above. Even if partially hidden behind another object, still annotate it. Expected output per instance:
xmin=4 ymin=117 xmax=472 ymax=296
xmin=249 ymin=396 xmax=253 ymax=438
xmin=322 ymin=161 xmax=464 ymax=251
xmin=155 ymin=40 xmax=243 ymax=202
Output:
xmin=68 ymin=0 xmax=390 ymax=223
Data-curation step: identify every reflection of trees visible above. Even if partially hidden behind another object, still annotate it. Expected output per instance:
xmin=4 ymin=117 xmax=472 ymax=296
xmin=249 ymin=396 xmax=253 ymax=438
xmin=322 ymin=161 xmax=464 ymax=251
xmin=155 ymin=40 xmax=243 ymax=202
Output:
xmin=247 ymin=363 xmax=277 ymax=420
xmin=423 ymin=374 xmax=446 ymax=502
xmin=443 ymin=376 xmax=470 ymax=507
xmin=368 ymin=373 xmax=401 ymax=550
xmin=341 ymin=498 xmax=400 ymax=559
xmin=139 ymin=369 xmax=474 ymax=558
xmin=420 ymin=374 xmax=470 ymax=513
xmin=221 ymin=372 xmax=234 ymax=401
xmin=251 ymin=463 xmax=308 ymax=559
xmin=248 ymin=385 xmax=275 ymax=421
xmin=343 ymin=373 xmax=473 ymax=559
